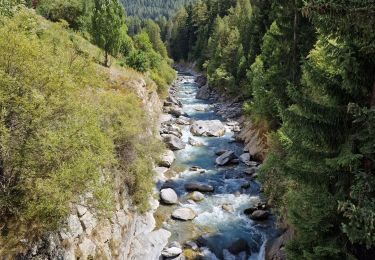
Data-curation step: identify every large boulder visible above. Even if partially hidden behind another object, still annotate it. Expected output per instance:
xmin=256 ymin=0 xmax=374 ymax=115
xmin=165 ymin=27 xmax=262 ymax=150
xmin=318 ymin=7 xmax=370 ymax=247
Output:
xmin=163 ymin=135 xmax=186 ymax=150
xmin=160 ymin=188 xmax=178 ymax=205
xmin=159 ymin=150 xmax=175 ymax=167
xmin=195 ymin=75 xmax=207 ymax=87
xmin=196 ymin=84 xmax=211 ymax=99
xmin=190 ymin=120 xmax=226 ymax=137
xmin=249 ymin=210 xmax=269 ymax=221
xmin=172 ymin=208 xmax=196 ymax=221
xmin=215 ymin=151 xmax=237 ymax=166
xmin=185 ymin=182 xmax=214 ymax=192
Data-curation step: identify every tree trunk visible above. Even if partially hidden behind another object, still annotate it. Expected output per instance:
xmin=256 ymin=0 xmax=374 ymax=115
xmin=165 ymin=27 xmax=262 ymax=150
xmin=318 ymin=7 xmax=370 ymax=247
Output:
xmin=104 ymin=50 xmax=109 ymax=67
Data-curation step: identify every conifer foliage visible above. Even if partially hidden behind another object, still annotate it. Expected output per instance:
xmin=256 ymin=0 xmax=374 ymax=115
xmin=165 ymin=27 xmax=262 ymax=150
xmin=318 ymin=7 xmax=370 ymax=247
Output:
xmin=168 ymin=0 xmax=375 ymax=258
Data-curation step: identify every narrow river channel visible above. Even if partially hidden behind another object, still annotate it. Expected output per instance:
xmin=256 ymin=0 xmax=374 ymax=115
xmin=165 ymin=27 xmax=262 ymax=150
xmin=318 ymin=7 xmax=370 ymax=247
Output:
xmin=155 ymin=71 xmax=278 ymax=260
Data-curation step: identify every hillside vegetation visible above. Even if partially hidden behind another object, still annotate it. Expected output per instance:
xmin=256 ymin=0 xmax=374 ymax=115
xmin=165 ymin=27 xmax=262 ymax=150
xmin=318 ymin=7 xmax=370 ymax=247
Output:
xmin=168 ymin=0 xmax=375 ymax=259
xmin=0 ymin=0 xmax=174 ymax=254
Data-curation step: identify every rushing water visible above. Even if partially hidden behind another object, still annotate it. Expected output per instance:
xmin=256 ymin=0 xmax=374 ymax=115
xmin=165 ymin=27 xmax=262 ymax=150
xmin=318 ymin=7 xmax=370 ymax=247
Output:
xmin=156 ymin=72 xmax=277 ymax=259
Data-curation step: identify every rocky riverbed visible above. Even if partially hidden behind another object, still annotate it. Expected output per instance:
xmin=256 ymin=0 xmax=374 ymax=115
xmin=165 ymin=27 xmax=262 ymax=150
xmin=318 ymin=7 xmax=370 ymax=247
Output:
xmin=154 ymin=71 xmax=279 ymax=260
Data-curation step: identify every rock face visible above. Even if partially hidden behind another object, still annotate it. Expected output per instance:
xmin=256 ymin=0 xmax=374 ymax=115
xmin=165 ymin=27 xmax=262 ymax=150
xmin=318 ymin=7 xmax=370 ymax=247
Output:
xmin=185 ymin=182 xmax=214 ymax=192
xmin=215 ymin=151 xmax=237 ymax=166
xmin=195 ymin=75 xmax=207 ymax=87
xmin=172 ymin=208 xmax=197 ymax=221
xmin=160 ymin=150 xmax=175 ymax=167
xmin=196 ymin=84 xmax=211 ymax=99
xmin=190 ymin=120 xmax=226 ymax=137
xmin=163 ymin=135 xmax=186 ymax=150
xmin=160 ymin=188 xmax=178 ymax=205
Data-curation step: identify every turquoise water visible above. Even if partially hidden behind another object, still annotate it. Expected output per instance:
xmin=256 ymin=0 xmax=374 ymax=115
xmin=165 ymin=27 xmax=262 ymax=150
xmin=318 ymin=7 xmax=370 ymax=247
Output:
xmin=157 ymin=72 xmax=277 ymax=259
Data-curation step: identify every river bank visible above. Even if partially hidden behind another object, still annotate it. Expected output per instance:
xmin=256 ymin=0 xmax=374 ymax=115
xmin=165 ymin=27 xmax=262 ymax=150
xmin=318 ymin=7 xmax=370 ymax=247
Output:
xmin=154 ymin=70 xmax=279 ymax=259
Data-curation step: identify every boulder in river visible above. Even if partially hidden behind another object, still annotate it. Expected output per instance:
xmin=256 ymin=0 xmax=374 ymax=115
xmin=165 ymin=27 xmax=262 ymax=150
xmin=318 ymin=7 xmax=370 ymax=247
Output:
xmin=163 ymin=135 xmax=186 ymax=150
xmin=161 ymin=247 xmax=182 ymax=258
xmin=189 ymin=191 xmax=205 ymax=202
xmin=160 ymin=188 xmax=178 ymax=205
xmin=239 ymin=153 xmax=251 ymax=164
xmin=172 ymin=208 xmax=196 ymax=221
xmin=215 ymin=151 xmax=237 ymax=166
xmin=190 ymin=120 xmax=225 ymax=137
xmin=188 ymin=137 xmax=203 ymax=147
xmin=249 ymin=210 xmax=270 ymax=221
xmin=195 ymin=75 xmax=207 ymax=87
xmin=196 ymin=84 xmax=211 ymax=99
xmin=185 ymin=182 xmax=214 ymax=192
xmin=159 ymin=150 xmax=175 ymax=167
xmin=215 ymin=149 xmax=228 ymax=156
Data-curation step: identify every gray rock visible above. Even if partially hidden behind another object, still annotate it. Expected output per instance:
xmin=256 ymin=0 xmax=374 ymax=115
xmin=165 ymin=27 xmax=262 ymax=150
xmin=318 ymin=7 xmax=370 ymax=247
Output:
xmin=172 ymin=208 xmax=196 ymax=221
xmin=160 ymin=188 xmax=178 ymax=205
xmin=190 ymin=191 xmax=205 ymax=202
xmin=185 ymin=182 xmax=214 ymax=192
xmin=250 ymin=210 xmax=270 ymax=221
xmin=164 ymin=135 xmax=186 ymax=150
xmin=195 ymin=75 xmax=207 ymax=87
xmin=188 ymin=137 xmax=203 ymax=146
xmin=67 ymin=214 xmax=83 ymax=238
xmin=76 ymin=204 xmax=87 ymax=217
xmin=215 ymin=151 xmax=237 ymax=166
xmin=160 ymin=150 xmax=175 ymax=167
xmin=239 ymin=153 xmax=251 ymax=163
xmin=162 ymin=247 xmax=183 ymax=258
xmin=196 ymin=84 xmax=211 ymax=99
xmin=80 ymin=210 xmax=97 ymax=235
xmin=190 ymin=120 xmax=225 ymax=137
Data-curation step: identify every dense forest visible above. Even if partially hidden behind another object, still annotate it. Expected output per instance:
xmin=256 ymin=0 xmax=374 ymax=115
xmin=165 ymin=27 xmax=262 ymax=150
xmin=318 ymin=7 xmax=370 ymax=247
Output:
xmin=0 ymin=0 xmax=174 ymax=254
xmin=120 ymin=0 xmax=194 ymax=19
xmin=168 ymin=0 xmax=375 ymax=259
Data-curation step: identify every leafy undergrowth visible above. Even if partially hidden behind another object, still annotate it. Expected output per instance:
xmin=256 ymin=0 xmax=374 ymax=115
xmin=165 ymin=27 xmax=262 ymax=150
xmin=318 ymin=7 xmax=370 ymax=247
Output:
xmin=0 ymin=8 xmax=163 ymax=253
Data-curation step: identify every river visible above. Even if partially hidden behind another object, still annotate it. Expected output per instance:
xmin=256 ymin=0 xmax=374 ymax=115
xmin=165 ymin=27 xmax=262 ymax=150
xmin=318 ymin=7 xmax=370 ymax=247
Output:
xmin=155 ymin=71 xmax=278 ymax=260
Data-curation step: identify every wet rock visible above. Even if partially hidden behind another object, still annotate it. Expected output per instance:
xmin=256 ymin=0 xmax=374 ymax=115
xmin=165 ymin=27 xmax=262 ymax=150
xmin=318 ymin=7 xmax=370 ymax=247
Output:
xmin=189 ymin=191 xmax=205 ymax=202
xmin=227 ymin=238 xmax=250 ymax=255
xmin=241 ymin=182 xmax=251 ymax=189
xmin=190 ymin=120 xmax=226 ymax=137
xmin=250 ymin=210 xmax=270 ymax=221
xmin=215 ymin=151 xmax=237 ymax=166
xmin=160 ymin=150 xmax=175 ymax=167
xmin=185 ymin=182 xmax=214 ymax=192
xmin=189 ymin=166 xmax=204 ymax=172
xmin=194 ymin=106 xmax=205 ymax=111
xmin=230 ymin=158 xmax=240 ymax=164
xmin=172 ymin=208 xmax=196 ymax=221
xmin=162 ymin=247 xmax=183 ymax=258
xmin=239 ymin=153 xmax=251 ymax=164
xmin=222 ymin=204 xmax=234 ymax=212
xmin=160 ymin=188 xmax=178 ymax=205
xmin=196 ymin=84 xmax=211 ymax=100
xmin=164 ymin=135 xmax=186 ymax=150
xmin=188 ymin=137 xmax=203 ymax=146
xmin=243 ymin=168 xmax=256 ymax=175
